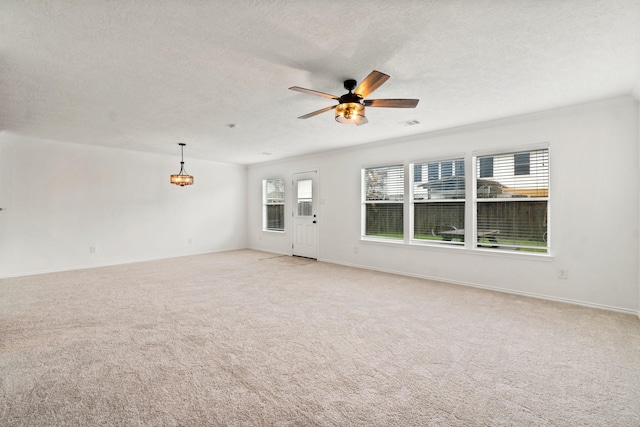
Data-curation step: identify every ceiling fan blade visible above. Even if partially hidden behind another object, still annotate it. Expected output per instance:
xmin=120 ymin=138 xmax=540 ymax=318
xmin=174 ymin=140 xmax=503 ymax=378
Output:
xmin=354 ymin=70 xmax=390 ymax=98
xmin=298 ymin=105 xmax=336 ymax=119
xmin=289 ymin=86 xmax=338 ymax=100
xmin=364 ymin=99 xmax=419 ymax=108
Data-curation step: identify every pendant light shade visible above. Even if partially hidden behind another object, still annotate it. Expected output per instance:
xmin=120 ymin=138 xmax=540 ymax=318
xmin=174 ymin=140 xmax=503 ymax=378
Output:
xmin=170 ymin=143 xmax=194 ymax=186
xmin=335 ymin=102 xmax=366 ymax=125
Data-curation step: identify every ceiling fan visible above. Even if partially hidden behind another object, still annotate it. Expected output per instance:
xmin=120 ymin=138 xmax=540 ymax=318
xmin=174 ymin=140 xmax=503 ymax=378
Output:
xmin=289 ymin=70 xmax=419 ymax=125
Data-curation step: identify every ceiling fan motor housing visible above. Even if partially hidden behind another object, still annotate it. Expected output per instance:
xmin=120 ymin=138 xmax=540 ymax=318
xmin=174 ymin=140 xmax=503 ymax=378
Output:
xmin=343 ymin=79 xmax=357 ymax=91
xmin=339 ymin=92 xmax=363 ymax=104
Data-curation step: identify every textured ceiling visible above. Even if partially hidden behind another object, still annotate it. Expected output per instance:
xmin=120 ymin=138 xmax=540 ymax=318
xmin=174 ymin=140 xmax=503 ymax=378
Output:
xmin=2 ymin=1 xmax=640 ymax=165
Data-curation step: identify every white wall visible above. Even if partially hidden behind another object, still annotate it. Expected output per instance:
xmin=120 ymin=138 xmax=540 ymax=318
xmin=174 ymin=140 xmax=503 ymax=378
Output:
xmin=248 ymin=96 xmax=640 ymax=313
xmin=0 ymin=133 xmax=247 ymax=277
xmin=637 ymin=97 xmax=640 ymax=318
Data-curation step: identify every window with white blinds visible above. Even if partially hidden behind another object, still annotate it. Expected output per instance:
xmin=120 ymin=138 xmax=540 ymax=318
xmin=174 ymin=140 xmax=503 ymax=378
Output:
xmin=412 ymin=158 xmax=465 ymax=245
xmin=363 ymin=165 xmax=404 ymax=239
xmin=263 ymin=178 xmax=285 ymax=232
xmin=361 ymin=146 xmax=550 ymax=254
xmin=476 ymin=148 xmax=549 ymax=252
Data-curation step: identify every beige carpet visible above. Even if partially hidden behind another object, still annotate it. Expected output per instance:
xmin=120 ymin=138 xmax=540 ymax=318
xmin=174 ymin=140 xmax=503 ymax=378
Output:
xmin=1 ymin=249 xmax=639 ymax=426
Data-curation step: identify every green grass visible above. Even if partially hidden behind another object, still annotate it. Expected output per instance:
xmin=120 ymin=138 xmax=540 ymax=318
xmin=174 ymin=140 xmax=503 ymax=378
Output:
xmin=368 ymin=232 xmax=547 ymax=252
xmin=366 ymin=232 xmax=403 ymax=239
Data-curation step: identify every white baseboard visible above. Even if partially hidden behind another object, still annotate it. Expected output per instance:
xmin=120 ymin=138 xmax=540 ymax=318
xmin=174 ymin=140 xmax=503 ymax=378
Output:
xmin=0 ymin=248 xmax=245 ymax=279
xmin=319 ymin=257 xmax=639 ymax=316
xmin=5 ymin=250 xmax=638 ymax=318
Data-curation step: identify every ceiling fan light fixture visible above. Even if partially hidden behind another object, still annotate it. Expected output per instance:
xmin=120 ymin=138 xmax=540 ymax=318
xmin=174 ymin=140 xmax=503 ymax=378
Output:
xmin=170 ymin=143 xmax=194 ymax=186
xmin=335 ymin=102 xmax=365 ymax=124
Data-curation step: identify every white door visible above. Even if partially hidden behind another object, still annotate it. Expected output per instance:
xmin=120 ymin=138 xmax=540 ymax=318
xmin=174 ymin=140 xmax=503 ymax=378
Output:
xmin=292 ymin=171 xmax=318 ymax=259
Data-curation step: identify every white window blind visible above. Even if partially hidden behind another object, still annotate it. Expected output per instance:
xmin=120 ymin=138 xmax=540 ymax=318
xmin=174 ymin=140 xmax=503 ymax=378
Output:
xmin=476 ymin=148 xmax=549 ymax=252
xmin=263 ymin=178 xmax=285 ymax=232
xmin=363 ymin=165 xmax=404 ymax=239
xmin=296 ymin=179 xmax=313 ymax=216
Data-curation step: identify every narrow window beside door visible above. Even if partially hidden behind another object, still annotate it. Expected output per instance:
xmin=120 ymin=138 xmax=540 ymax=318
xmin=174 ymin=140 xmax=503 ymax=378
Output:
xmin=263 ymin=178 xmax=285 ymax=232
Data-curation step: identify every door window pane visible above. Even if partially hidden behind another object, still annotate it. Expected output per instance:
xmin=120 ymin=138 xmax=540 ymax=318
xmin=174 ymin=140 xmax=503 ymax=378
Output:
xmin=297 ymin=179 xmax=313 ymax=216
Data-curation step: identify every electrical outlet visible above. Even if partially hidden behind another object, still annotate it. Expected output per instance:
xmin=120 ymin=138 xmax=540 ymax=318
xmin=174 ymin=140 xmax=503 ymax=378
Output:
xmin=353 ymin=246 xmax=359 ymax=253
xmin=188 ymin=238 xmax=192 ymax=244
xmin=89 ymin=246 xmax=97 ymax=254
xmin=557 ymin=269 xmax=568 ymax=279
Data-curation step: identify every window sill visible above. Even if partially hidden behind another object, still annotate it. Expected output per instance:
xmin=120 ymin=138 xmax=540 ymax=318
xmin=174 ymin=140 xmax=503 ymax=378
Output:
xmin=360 ymin=236 xmax=405 ymax=246
xmin=361 ymin=237 xmax=554 ymax=261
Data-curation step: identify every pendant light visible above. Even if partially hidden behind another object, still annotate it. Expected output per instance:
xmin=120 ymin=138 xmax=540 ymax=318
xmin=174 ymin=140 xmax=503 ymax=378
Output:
xmin=335 ymin=102 xmax=366 ymax=125
xmin=170 ymin=143 xmax=194 ymax=186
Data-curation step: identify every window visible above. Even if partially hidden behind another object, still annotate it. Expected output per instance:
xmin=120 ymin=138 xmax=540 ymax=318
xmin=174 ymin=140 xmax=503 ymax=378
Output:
xmin=413 ymin=164 xmax=422 ymax=182
xmin=263 ymin=178 xmax=285 ymax=231
xmin=361 ymin=146 xmax=550 ymax=255
xmin=476 ymin=148 xmax=549 ymax=252
xmin=514 ymin=152 xmax=530 ymax=175
xmin=363 ymin=165 xmax=404 ymax=239
xmin=412 ymin=158 xmax=465 ymax=245
xmin=479 ymin=156 xmax=493 ymax=178
xmin=441 ymin=161 xmax=453 ymax=178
